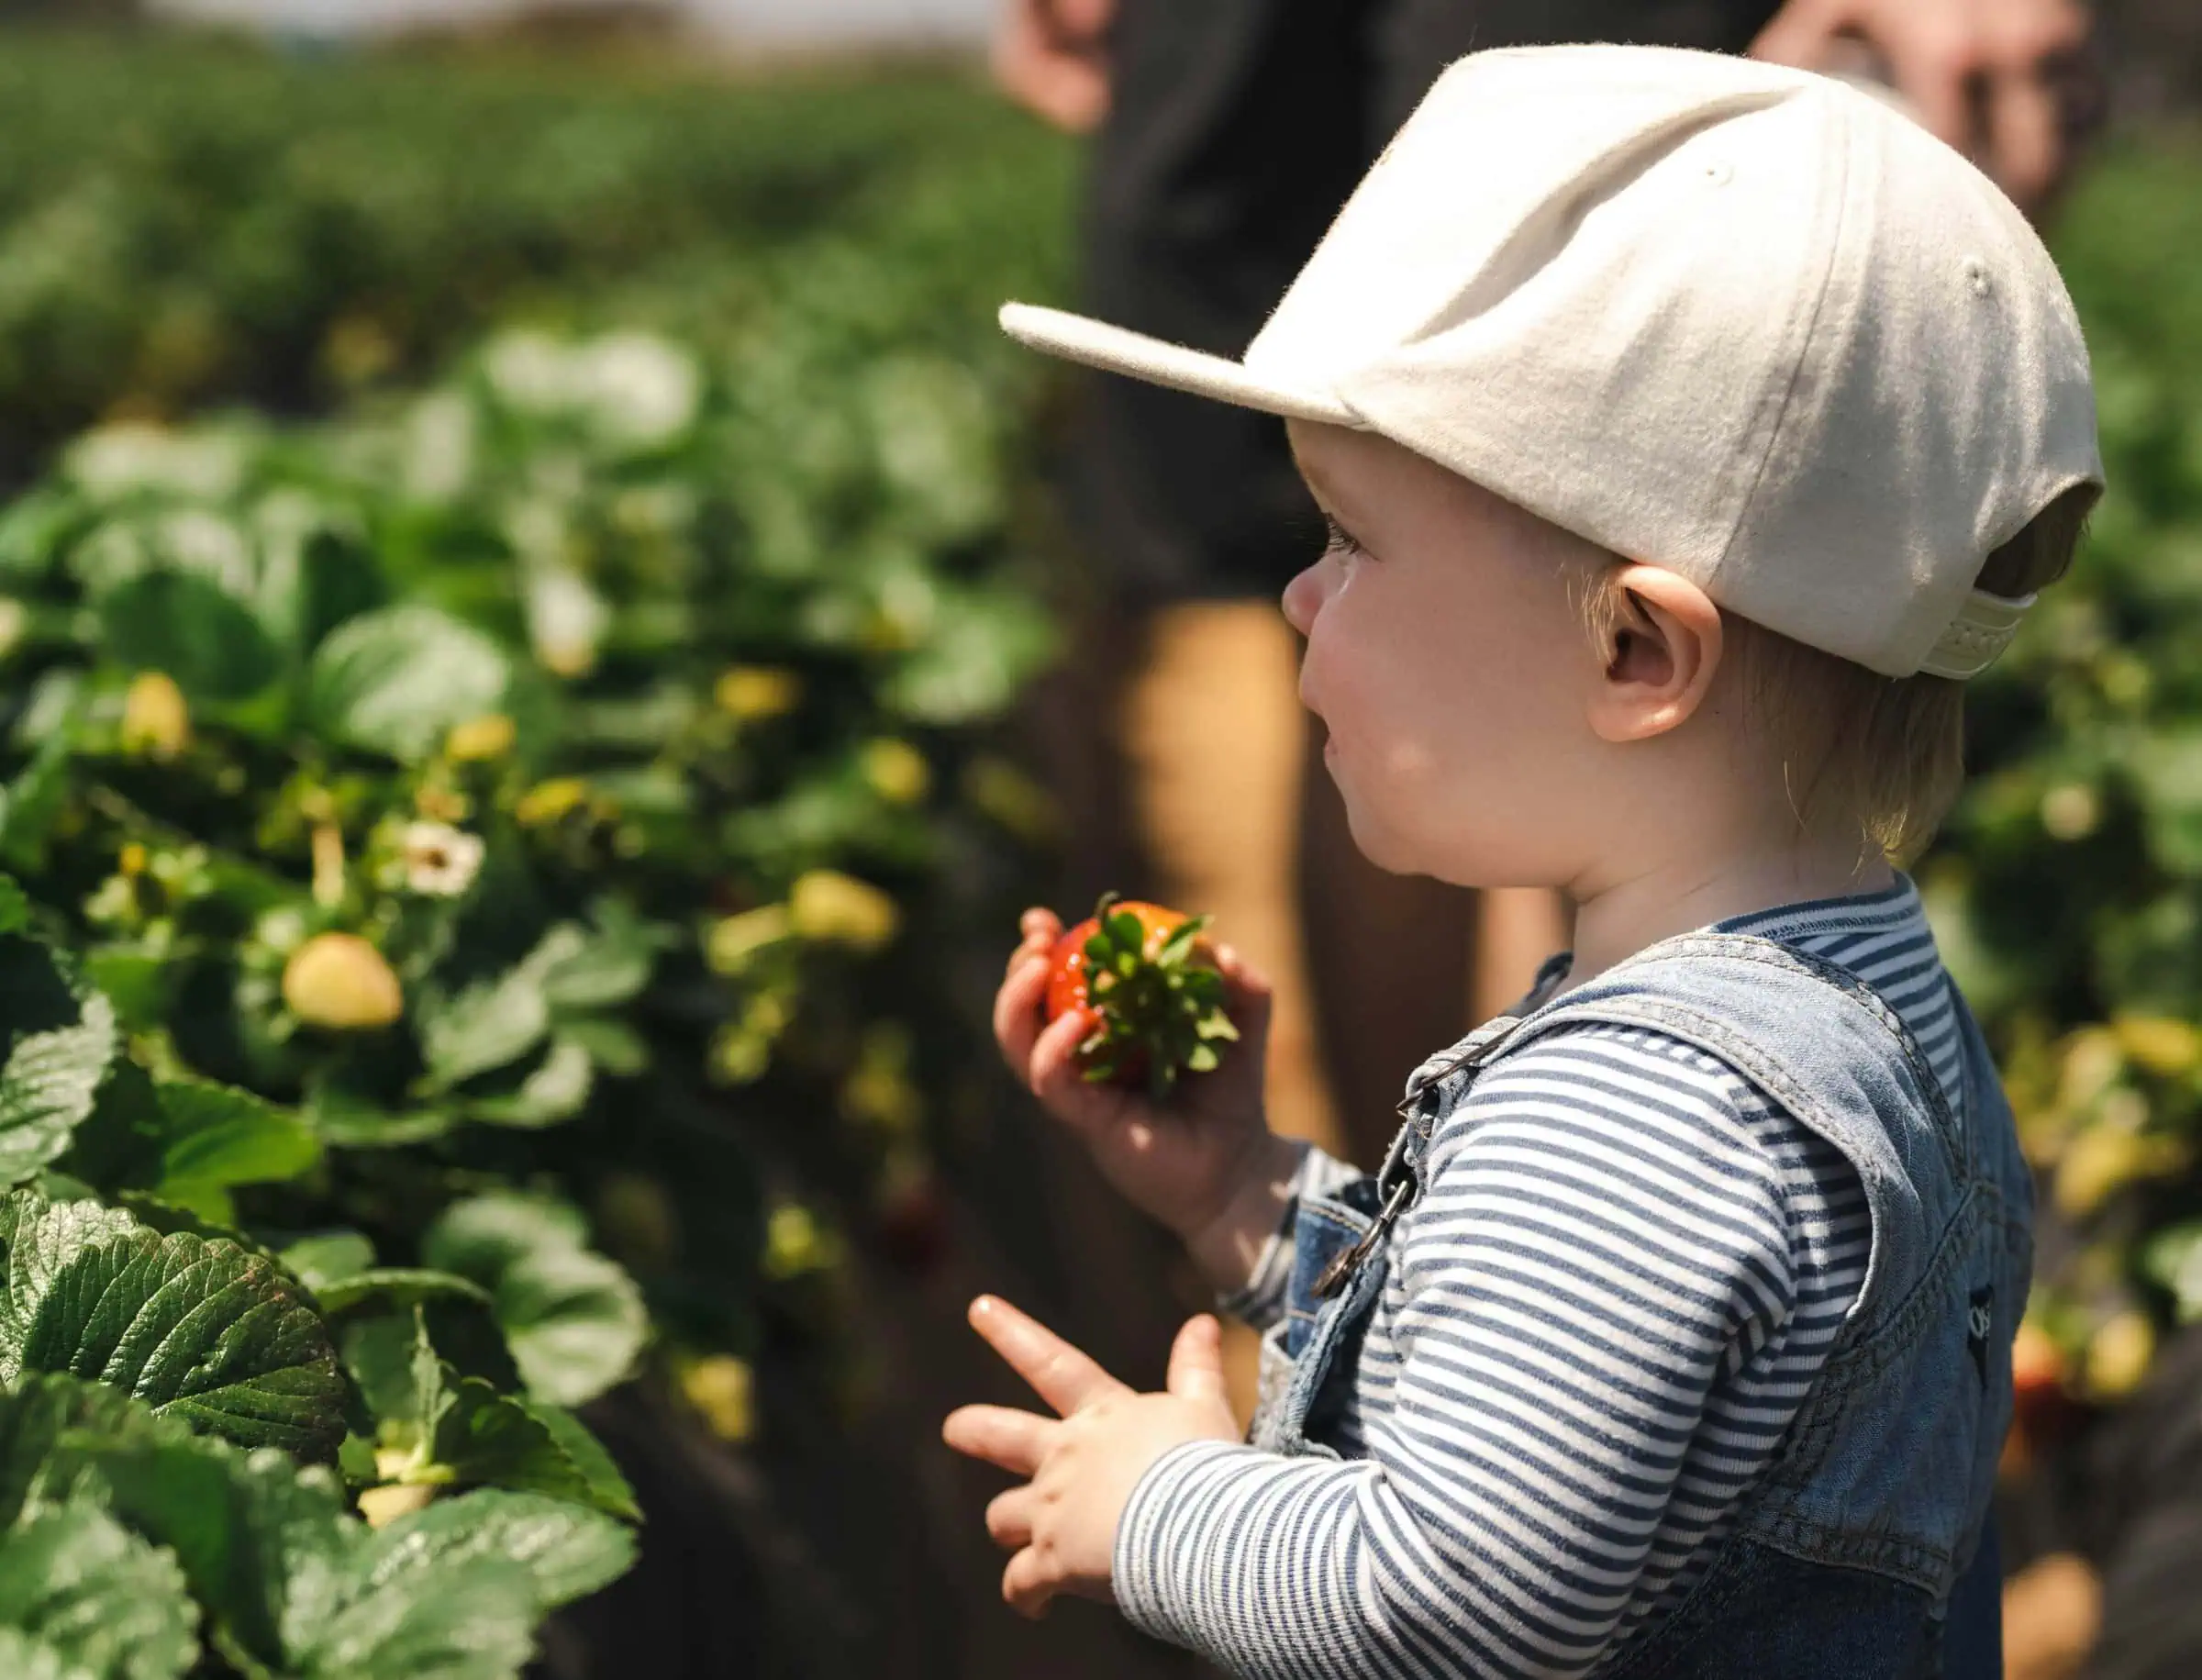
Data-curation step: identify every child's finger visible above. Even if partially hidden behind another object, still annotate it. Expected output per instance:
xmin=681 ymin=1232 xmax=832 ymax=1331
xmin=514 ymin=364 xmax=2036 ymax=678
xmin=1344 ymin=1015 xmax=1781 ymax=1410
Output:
xmin=1027 ymin=1007 xmax=1107 ymax=1114
xmin=984 ymin=1485 xmax=1036 ymax=1551
xmin=942 ymin=1402 xmax=1058 ymax=1476
xmin=1211 ymin=943 xmax=1274 ymax=1047
xmin=993 ymin=953 xmax=1052 ymax=1070
xmin=966 ymin=1294 xmax=1129 ymax=1416
xmin=1003 ymin=1547 xmax=1058 ymax=1620
xmin=1210 ymin=940 xmax=1273 ymax=1000
xmin=1165 ymin=1313 xmax=1232 ymax=1416
xmin=1003 ymin=911 xmax=1059 ymax=978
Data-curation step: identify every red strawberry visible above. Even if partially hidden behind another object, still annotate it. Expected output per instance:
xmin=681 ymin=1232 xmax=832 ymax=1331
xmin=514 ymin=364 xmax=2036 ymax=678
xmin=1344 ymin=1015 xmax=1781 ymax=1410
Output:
xmin=1041 ymin=894 xmax=1238 ymax=1098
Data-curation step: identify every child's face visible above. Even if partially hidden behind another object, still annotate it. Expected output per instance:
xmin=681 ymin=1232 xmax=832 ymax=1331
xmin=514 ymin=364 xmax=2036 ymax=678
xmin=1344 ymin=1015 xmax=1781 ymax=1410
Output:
xmin=1281 ymin=420 xmax=1614 ymax=889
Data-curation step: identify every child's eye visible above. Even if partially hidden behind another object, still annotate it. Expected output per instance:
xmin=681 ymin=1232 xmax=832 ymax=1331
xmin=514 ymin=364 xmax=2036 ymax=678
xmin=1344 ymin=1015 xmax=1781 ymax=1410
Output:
xmin=1322 ymin=513 xmax=1368 ymax=561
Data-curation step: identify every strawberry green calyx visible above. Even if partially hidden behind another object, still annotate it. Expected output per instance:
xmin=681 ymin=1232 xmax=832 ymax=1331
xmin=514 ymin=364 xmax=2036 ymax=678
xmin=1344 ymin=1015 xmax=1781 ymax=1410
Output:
xmin=1073 ymin=894 xmax=1240 ymax=1100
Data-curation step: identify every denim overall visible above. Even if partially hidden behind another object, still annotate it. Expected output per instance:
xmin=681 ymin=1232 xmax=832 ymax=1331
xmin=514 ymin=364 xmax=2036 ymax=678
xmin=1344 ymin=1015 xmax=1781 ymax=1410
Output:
xmin=1248 ymin=932 xmax=2031 ymax=1680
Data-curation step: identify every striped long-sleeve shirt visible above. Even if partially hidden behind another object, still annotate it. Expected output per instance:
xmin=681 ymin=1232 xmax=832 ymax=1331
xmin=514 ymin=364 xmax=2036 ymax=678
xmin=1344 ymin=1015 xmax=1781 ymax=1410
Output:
xmin=1114 ymin=878 xmax=1968 ymax=1678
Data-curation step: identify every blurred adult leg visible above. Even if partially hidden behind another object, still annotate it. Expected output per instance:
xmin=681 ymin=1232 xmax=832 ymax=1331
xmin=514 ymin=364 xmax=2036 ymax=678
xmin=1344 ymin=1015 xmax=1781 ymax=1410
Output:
xmin=1118 ymin=603 xmax=1344 ymax=1161
xmin=1073 ymin=0 xmax=1453 ymax=1425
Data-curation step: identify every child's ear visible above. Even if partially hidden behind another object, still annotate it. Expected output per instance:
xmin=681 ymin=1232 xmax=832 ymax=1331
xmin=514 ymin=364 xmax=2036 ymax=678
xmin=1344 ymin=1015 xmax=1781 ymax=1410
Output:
xmin=1585 ymin=565 xmax=1723 ymax=744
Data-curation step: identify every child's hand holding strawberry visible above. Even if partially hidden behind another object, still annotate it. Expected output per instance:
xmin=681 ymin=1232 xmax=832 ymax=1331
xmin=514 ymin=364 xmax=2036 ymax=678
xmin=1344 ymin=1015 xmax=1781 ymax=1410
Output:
xmin=993 ymin=897 xmax=1304 ymax=1295
xmin=942 ymin=1295 xmax=1241 ymax=1619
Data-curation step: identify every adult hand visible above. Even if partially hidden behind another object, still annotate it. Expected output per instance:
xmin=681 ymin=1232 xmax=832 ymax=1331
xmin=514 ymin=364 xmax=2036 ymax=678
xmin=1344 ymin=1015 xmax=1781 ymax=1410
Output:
xmin=991 ymin=0 xmax=1116 ymax=134
xmin=1752 ymin=0 xmax=2099 ymax=216
xmin=942 ymin=1296 xmax=1241 ymax=1619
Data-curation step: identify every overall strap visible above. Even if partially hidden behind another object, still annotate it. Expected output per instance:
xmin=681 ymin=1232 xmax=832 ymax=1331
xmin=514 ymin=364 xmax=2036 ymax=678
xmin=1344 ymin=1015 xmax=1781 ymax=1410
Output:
xmin=1429 ymin=930 xmax=1969 ymax=1352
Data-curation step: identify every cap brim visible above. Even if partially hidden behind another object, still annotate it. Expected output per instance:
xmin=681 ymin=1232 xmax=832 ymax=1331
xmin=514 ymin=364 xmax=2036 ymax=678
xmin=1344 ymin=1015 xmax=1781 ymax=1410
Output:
xmin=998 ymin=303 xmax=1363 ymax=428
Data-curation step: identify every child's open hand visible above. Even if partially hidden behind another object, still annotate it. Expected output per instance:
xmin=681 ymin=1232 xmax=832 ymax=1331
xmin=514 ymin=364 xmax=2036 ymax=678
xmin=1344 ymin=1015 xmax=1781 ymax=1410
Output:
xmin=994 ymin=907 xmax=1276 ymax=1246
xmin=942 ymin=1295 xmax=1240 ymax=1620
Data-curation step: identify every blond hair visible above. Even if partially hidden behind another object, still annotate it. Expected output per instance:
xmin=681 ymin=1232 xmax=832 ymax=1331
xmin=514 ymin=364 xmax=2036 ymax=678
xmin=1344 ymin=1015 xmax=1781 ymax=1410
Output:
xmin=1575 ymin=484 xmax=2098 ymax=864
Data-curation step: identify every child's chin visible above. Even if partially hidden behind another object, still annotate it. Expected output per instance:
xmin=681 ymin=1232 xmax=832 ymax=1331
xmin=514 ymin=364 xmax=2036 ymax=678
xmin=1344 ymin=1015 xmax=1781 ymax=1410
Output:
xmin=1338 ymin=801 xmax=1414 ymax=875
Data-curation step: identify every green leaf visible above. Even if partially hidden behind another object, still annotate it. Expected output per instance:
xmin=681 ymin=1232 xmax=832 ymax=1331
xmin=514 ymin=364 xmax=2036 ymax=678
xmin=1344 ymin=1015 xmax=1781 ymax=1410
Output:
xmin=84 ymin=1434 xmax=354 ymax=1672
xmin=21 ymin=1238 xmax=345 ymax=1456
xmin=340 ymin=1297 xmax=520 ymax=1436
xmin=0 ymin=706 xmax=82 ymax=872
xmin=78 ymin=952 xmax=170 ymax=1034
xmin=881 ymin=584 xmax=1054 ymax=724
xmin=528 ymin=915 xmax=662 ymax=1015
xmin=338 ymin=1433 xmax=378 ymax=1488
xmin=0 ymin=939 xmax=118 ymax=1189
xmin=421 ymin=1195 xmax=644 ymax=1407
xmin=303 ymin=1082 xmax=452 ymax=1149
xmin=339 ymin=1317 xmax=424 ymax=1435
xmin=429 ymin=1378 xmax=638 ymax=1520
xmin=1105 ymin=908 xmax=1141 ymax=957
xmin=555 ymin=1018 xmax=648 ymax=1077
xmin=0 ymin=1627 xmax=100 ymax=1680
xmin=0 ymin=1374 xmax=176 ymax=1531
xmin=0 ymin=1504 xmax=198 ymax=1680
xmin=1154 ymin=916 xmax=1206 ymax=966
xmin=2144 ymin=1222 xmax=2202 ymax=1321
xmin=0 ymin=1194 xmax=143 ymax=1366
xmin=528 ymin=1403 xmax=639 ymax=1523
xmin=311 ymin=1270 xmax=494 ymax=1321
xmin=0 ymin=1196 xmax=346 ymax=1459
xmin=0 ymin=486 xmax=89 ymax=583
xmin=294 ymin=1548 xmax=537 ymax=1680
xmin=306 ymin=606 xmax=512 ymax=765
xmin=106 ymin=1196 xmax=284 ymax=1270
xmin=0 ymin=874 xmax=31 ymax=935
xmin=96 ymin=570 xmax=280 ymax=704
xmin=277 ymin=1234 xmax=375 ymax=1296
xmin=462 ymin=1039 xmax=593 ymax=1129
xmin=418 ymin=971 xmax=549 ymax=1092
xmin=250 ymin=518 xmax=386 ymax=658
xmin=143 ymin=1082 xmax=317 ymax=1216
xmin=363 ymin=1490 xmax=633 ymax=1611
xmin=68 ymin=1068 xmax=317 ymax=1221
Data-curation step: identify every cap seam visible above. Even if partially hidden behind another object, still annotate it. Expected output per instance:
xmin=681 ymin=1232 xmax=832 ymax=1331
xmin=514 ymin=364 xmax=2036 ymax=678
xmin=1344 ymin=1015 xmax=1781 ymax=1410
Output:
xmin=1716 ymin=87 xmax=1856 ymax=590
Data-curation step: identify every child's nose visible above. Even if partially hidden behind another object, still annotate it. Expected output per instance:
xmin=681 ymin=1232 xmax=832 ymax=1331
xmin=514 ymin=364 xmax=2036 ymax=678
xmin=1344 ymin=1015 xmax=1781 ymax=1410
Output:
xmin=1282 ymin=562 xmax=1323 ymax=635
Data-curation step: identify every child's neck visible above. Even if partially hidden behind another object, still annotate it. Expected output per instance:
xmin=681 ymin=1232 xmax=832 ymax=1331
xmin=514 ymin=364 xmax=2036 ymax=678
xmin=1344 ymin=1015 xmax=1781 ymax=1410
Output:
xmin=1561 ymin=829 xmax=1894 ymax=991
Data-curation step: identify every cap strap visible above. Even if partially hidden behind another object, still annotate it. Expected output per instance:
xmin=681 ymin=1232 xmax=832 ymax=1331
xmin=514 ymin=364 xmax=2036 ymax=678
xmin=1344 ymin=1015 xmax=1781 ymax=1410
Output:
xmin=1918 ymin=589 xmax=2035 ymax=681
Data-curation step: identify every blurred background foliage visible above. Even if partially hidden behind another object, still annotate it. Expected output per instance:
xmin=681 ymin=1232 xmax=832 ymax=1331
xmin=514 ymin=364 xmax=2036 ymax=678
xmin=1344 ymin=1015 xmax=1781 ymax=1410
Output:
xmin=1936 ymin=133 xmax=2202 ymax=1405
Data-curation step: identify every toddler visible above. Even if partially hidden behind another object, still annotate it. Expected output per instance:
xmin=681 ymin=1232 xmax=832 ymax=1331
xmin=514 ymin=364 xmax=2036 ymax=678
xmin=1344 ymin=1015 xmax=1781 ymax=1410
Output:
xmin=946 ymin=42 xmax=2101 ymax=1679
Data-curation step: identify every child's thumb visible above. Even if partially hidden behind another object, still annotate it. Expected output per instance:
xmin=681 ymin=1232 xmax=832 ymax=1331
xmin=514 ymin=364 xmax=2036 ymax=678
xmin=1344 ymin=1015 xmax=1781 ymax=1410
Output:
xmin=1165 ymin=1314 xmax=1229 ymax=1412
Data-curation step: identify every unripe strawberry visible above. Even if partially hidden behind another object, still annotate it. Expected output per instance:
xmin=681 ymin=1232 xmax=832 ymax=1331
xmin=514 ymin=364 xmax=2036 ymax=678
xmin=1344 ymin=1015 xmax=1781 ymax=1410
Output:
xmin=283 ymin=932 xmax=404 ymax=1030
xmin=445 ymin=713 xmax=517 ymax=762
xmin=120 ymin=672 xmax=191 ymax=760
xmin=789 ymin=870 xmax=899 ymax=949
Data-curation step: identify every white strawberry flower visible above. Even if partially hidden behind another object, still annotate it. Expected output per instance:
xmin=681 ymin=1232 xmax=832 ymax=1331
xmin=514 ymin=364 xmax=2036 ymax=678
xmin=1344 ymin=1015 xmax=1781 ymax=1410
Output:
xmin=400 ymin=821 xmax=485 ymax=898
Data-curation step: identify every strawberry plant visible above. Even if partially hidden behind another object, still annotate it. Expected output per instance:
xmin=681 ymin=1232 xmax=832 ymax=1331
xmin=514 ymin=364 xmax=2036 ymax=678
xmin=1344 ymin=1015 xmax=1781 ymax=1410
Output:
xmin=0 ymin=875 xmax=639 ymax=1677
xmin=0 ymin=44 xmax=1077 ymax=1663
xmin=0 ymin=300 xmax=1056 ymax=1441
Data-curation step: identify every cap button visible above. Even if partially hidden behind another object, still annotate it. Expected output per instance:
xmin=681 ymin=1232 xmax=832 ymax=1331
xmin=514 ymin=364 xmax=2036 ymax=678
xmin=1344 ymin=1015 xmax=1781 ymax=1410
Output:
xmin=1963 ymin=256 xmax=1994 ymax=298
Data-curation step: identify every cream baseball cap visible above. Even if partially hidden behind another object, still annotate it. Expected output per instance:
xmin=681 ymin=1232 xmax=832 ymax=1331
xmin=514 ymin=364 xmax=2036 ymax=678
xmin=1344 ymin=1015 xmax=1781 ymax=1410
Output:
xmin=999 ymin=43 xmax=2103 ymax=680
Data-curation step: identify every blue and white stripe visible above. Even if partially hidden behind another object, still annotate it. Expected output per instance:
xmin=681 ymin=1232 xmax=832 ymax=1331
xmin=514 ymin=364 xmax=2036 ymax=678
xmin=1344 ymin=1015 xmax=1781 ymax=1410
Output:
xmin=1115 ymin=877 xmax=1957 ymax=1678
